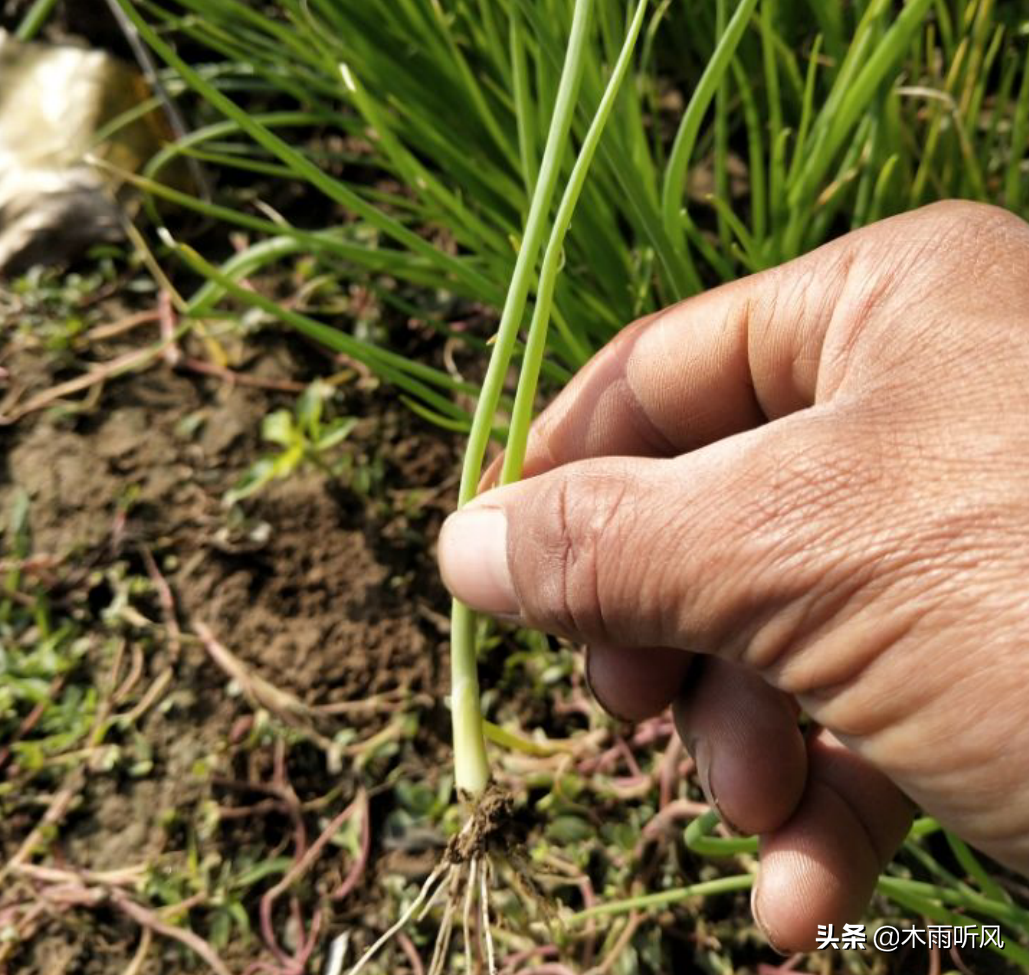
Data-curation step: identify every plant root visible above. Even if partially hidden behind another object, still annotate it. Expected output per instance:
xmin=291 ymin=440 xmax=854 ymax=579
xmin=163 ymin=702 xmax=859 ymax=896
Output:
xmin=345 ymin=861 xmax=449 ymax=975
xmin=344 ymin=784 xmax=521 ymax=975
xmin=480 ymin=857 xmax=498 ymax=975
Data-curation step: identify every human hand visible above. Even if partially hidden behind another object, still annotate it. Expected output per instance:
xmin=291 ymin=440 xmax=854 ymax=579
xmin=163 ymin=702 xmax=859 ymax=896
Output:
xmin=437 ymin=201 xmax=1029 ymax=951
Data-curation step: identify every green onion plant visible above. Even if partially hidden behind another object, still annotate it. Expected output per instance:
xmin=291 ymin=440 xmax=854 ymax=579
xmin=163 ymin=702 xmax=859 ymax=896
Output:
xmin=112 ymin=0 xmax=1029 ymax=430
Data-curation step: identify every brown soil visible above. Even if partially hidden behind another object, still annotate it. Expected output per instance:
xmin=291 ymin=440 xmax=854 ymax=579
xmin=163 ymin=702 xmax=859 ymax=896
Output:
xmin=0 ymin=327 xmax=462 ymax=973
xmin=3 ymin=342 xmax=454 ymax=705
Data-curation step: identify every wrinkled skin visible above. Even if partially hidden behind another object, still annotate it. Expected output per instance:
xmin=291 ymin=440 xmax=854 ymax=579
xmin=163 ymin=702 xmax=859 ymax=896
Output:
xmin=438 ymin=201 xmax=1029 ymax=951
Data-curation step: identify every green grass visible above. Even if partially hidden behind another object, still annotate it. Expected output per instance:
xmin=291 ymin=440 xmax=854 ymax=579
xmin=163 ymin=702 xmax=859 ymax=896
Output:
xmin=109 ymin=0 xmax=1029 ymax=429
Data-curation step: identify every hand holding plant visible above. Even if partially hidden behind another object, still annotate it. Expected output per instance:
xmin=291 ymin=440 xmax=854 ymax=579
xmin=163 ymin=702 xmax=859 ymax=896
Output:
xmin=440 ymin=200 xmax=1029 ymax=952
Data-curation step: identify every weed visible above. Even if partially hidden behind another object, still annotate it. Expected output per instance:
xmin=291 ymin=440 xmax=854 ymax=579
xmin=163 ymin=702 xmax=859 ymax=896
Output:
xmin=224 ymin=380 xmax=357 ymax=506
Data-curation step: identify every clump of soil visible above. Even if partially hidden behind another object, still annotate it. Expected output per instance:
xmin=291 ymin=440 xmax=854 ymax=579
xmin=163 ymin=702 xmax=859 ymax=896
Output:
xmin=447 ymin=783 xmax=517 ymax=864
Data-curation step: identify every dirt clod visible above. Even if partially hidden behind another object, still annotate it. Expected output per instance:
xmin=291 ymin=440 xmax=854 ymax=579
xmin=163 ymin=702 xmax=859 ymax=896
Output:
xmin=447 ymin=783 xmax=517 ymax=864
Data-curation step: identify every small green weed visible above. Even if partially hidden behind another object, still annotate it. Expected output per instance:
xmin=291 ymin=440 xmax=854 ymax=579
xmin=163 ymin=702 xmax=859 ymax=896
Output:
xmin=224 ymin=380 xmax=357 ymax=506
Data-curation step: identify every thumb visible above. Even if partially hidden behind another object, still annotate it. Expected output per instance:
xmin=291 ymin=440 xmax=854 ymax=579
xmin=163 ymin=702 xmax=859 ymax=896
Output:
xmin=439 ymin=405 xmax=891 ymax=679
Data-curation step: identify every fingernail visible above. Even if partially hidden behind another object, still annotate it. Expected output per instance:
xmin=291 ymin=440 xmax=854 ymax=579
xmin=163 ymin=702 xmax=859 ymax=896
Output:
xmin=438 ymin=507 xmax=519 ymax=616
xmin=751 ymin=881 xmax=789 ymax=956
xmin=689 ymin=736 xmax=716 ymax=807
xmin=688 ymin=737 xmax=743 ymax=837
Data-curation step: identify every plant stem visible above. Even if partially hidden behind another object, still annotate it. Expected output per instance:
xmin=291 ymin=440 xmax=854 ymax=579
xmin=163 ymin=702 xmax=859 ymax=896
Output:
xmin=501 ymin=0 xmax=651 ymax=485
xmin=566 ymin=875 xmax=754 ymax=924
xmin=877 ymin=876 xmax=1029 ymax=968
xmin=684 ymin=809 xmax=759 ymax=856
xmin=450 ymin=0 xmax=596 ymax=797
xmin=661 ymin=0 xmax=760 ymax=255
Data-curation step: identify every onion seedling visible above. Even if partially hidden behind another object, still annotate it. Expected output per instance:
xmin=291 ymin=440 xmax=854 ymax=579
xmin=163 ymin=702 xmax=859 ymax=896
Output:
xmin=345 ymin=2 xmax=650 ymax=972
xmin=453 ymin=0 xmax=650 ymax=814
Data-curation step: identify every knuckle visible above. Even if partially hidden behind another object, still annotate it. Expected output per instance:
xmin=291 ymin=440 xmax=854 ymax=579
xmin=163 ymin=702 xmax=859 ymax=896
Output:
xmin=826 ymin=203 xmax=1029 ymax=393
xmin=920 ymin=200 xmax=1029 ymax=280
xmin=921 ymin=198 xmax=1024 ymax=234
